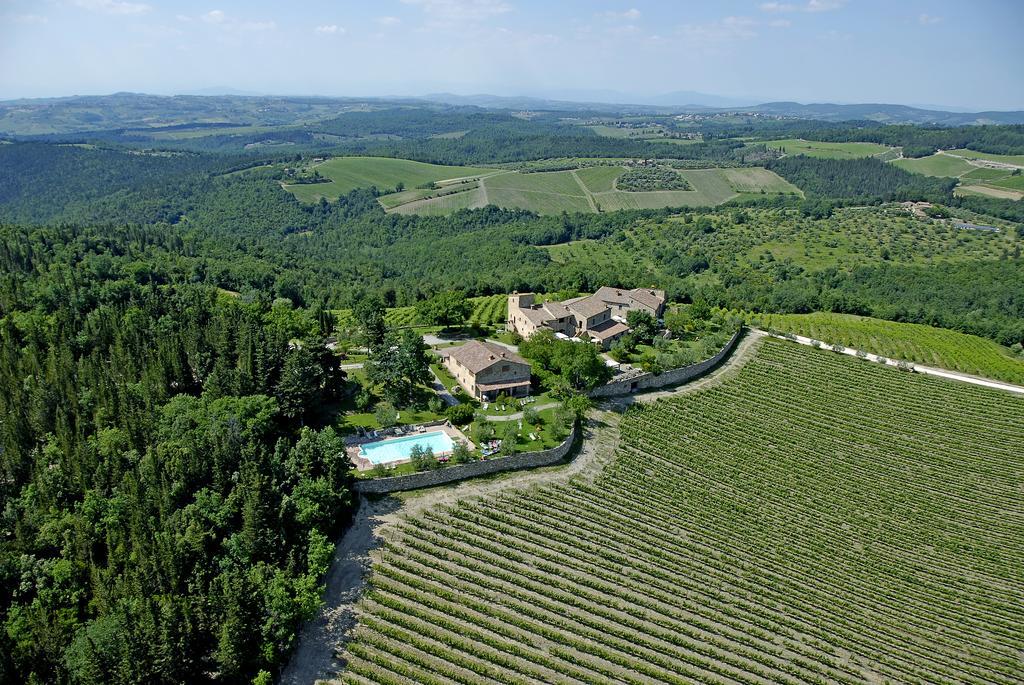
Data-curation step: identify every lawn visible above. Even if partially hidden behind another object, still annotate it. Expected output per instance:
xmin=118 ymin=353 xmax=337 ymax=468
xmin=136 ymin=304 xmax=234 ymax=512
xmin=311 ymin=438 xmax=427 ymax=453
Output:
xmin=757 ymin=138 xmax=892 ymax=159
xmin=283 ymin=156 xmax=501 ymax=203
xmin=893 ymin=153 xmax=975 ymax=177
xmin=339 ymin=340 xmax=1024 ymax=683
xmin=750 ymin=311 xmax=1024 ymax=384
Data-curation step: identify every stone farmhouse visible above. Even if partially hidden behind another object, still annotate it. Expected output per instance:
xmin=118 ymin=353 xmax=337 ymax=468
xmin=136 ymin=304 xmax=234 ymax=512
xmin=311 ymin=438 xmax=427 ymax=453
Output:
xmin=507 ymin=287 xmax=666 ymax=349
xmin=440 ymin=340 xmax=532 ymax=401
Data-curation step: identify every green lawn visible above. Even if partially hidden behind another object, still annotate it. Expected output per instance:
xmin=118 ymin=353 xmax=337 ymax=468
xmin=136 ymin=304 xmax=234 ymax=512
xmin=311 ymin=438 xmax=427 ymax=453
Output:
xmin=758 ymin=138 xmax=892 ymax=159
xmin=750 ymin=311 xmax=1024 ymax=384
xmin=893 ymin=153 xmax=975 ymax=177
xmin=283 ymin=156 xmax=501 ymax=203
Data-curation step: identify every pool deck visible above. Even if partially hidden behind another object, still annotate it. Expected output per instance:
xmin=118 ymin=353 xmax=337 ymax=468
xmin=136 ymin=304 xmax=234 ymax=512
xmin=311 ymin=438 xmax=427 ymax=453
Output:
xmin=348 ymin=421 xmax=474 ymax=471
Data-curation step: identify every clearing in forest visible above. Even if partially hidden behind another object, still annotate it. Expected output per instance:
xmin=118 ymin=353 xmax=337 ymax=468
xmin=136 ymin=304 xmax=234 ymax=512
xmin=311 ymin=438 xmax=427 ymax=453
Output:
xmin=756 ymin=138 xmax=893 ymax=158
xmin=286 ymin=156 xmax=801 ymax=215
xmin=282 ymin=156 xmax=502 ymax=203
xmin=337 ymin=339 xmax=1024 ymax=684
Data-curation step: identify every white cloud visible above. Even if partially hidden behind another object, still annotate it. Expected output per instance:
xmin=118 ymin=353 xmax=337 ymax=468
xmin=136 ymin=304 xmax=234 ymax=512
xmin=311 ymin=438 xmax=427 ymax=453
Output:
xmin=602 ymin=8 xmax=640 ymax=20
xmin=769 ymin=18 xmax=791 ymax=27
xmin=377 ymin=16 xmax=401 ymax=26
xmin=805 ymin=0 xmax=843 ymax=12
xmin=919 ymin=13 xmax=942 ymax=25
xmin=74 ymin=0 xmax=151 ymax=16
xmin=760 ymin=0 xmax=842 ymax=12
xmin=400 ymin=0 xmax=512 ymax=23
xmin=314 ymin=24 xmax=345 ymax=34
xmin=198 ymin=11 xmax=274 ymax=32
xmin=680 ymin=16 xmax=757 ymax=44
xmin=239 ymin=20 xmax=276 ymax=32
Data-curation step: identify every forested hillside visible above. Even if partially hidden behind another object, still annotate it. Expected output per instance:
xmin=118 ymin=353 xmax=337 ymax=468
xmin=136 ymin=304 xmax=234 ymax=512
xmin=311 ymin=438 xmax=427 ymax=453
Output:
xmin=0 ymin=225 xmax=355 ymax=683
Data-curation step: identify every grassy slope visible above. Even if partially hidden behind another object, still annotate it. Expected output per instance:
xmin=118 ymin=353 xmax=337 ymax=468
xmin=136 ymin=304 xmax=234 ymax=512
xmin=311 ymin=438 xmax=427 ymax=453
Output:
xmin=284 ymin=156 xmax=499 ymax=202
xmin=751 ymin=311 xmax=1024 ymax=384
xmin=759 ymin=138 xmax=892 ymax=158
xmin=946 ymin=149 xmax=1024 ymax=166
xmin=893 ymin=153 xmax=975 ymax=177
xmin=339 ymin=340 xmax=1024 ymax=684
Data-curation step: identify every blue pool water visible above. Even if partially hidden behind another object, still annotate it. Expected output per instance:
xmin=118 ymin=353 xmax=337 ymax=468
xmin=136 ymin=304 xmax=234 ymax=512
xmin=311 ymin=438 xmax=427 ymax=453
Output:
xmin=360 ymin=430 xmax=455 ymax=465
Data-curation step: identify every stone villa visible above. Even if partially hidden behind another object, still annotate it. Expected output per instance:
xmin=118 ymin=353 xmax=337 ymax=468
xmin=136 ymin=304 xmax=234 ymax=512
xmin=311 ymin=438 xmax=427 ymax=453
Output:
xmin=507 ymin=287 xmax=666 ymax=349
xmin=440 ymin=340 xmax=532 ymax=401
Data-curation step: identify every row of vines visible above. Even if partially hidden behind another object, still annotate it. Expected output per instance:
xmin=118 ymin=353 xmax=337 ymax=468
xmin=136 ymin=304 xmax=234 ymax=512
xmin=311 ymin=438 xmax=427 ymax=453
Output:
xmin=751 ymin=311 xmax=1024 ymax=384
xmin=339 ymin=339 xmax=1024 ymax=684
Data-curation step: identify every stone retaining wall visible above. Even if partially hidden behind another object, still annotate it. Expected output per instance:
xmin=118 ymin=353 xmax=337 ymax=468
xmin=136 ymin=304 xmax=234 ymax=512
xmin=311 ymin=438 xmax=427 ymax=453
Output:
xmin=589 ymin=328 xmax=743 ymax=398
xmin=354 ymin=423 xmax=579 ymax=495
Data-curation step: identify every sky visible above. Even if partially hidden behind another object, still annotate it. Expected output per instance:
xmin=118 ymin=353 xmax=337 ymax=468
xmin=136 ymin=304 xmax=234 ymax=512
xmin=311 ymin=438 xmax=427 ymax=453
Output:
xmin=1 ymin=0 xmax=1022 ymax=110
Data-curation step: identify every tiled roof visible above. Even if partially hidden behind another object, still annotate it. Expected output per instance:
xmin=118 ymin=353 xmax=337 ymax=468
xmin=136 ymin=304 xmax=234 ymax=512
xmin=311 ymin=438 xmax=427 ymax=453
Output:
xmin=567 ymin=295 xmax=608 ymax=320
xmin=446 ymin=340 xmax=529 ymax=374
xmin=628 ymin=288 xmax=665 ymax=311
xmin=586 ymin=320 xmax=629 ymax=340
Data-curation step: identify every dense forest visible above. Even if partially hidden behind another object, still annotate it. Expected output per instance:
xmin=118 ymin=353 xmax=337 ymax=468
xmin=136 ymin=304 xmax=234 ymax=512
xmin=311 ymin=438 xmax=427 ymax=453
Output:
xmin=0 ymin=223 xmax=355 ymax=683
xmin=766 ymin=156 xmax=957 ymax=203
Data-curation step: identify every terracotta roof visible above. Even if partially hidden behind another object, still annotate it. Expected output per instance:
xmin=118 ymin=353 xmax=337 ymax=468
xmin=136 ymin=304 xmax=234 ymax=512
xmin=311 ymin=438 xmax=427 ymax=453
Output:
xmin=446 ymin=340 xmax=529 ymax=374
xmin=593 ymin=286 xmax=665 ymax=312
xmin=586 ymin=320 xmax=629 ymax=340
xmin=593 ymin=286 xmax=633 ymax=305
xmin=519 ymin=307 xmax=552 ymax=325
xmin=628 ymin=288 xmax=665 ymax=311
xmin=567 ymin=295 xmax=609 ymax=320
xmin=541 ymin=301 xmax=572 ymax=320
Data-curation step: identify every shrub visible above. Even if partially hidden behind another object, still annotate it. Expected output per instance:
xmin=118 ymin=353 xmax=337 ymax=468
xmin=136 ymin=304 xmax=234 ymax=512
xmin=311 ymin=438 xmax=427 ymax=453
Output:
xmin=374 ymin=402 xmax=398 ymax=428
xmin=446 ymin=403 xmax=475 ymax=425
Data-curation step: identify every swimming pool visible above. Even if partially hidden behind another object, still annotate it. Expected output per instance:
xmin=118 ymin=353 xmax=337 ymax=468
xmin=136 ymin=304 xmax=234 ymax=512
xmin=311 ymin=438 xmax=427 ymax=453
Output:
xmin=359 ymin=430 xmax=455 ymax=465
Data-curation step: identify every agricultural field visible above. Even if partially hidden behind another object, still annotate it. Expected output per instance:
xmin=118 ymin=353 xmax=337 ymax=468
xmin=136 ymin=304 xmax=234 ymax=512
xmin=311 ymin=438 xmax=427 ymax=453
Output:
xmin=335 ymin=294 xmax=508 ymax=331
xmin=893 ymin=151 xmax=1024 ymax=199
xmin=338 ymin=340 xmax=1024 ymax=684
xmin=757 ymin=138 xmax=893 ymax=159
xmin=750 ymin=311 xmax=1024 ymax=384
xmin=282 ymin=156 xmax=502 ymax=203
xmin=945 ymin=148 xmax=1024 ymax=167
xmin=893 ymin=152 xmax=975 ymax=177
xmin=294 ymin=158 xmax=801 ymax=216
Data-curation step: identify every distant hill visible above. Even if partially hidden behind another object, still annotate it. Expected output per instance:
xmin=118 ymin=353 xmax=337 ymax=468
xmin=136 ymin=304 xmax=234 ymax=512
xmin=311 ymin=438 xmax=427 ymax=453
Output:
xmin=744 ymin=101 xmax=1024 ymax=126
xmin=2 ymin=92 xmax=1023 ymax=136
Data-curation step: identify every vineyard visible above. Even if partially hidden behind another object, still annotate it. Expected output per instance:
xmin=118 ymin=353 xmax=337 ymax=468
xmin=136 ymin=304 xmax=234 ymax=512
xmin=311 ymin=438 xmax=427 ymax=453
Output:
xmin=751 ymin=311 xmax=1024 ymax=384
xmin=338 ymin=339 xmax=1024 ymax=684
xmin=338 ymin=295 xmax=509 ymax=330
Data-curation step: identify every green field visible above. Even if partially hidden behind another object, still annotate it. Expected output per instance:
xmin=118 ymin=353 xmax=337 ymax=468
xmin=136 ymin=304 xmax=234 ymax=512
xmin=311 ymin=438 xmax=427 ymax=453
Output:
xmin=946 ymin=149 xmax=1024 ymax=166
xmin=480 ymin=166 xmax=797 ymax=215
xmin=338 ymin=340 xmax=1024 ymax=684
xmin=287 ymin=158 xmax=800 ymax=215
xmin=960 ymin=167 xmax=1013 ymax=181
xmin=750 ymin=311 xmax=1024 ymax=384
xmin=335 ymin=294 xmax=508 ymax=331
xmin=893 ymin=152 xmax=975 ymax=177
xmin=283 ymin=156 xmax=501 ymax=203
xmin=758 ymin=138 xmax=892 ymax=159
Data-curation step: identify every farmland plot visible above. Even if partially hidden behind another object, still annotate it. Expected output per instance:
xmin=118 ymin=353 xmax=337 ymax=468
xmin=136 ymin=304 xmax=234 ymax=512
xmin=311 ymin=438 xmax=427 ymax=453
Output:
xmin=339 ymin=339 xmax=1024 ymax=684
